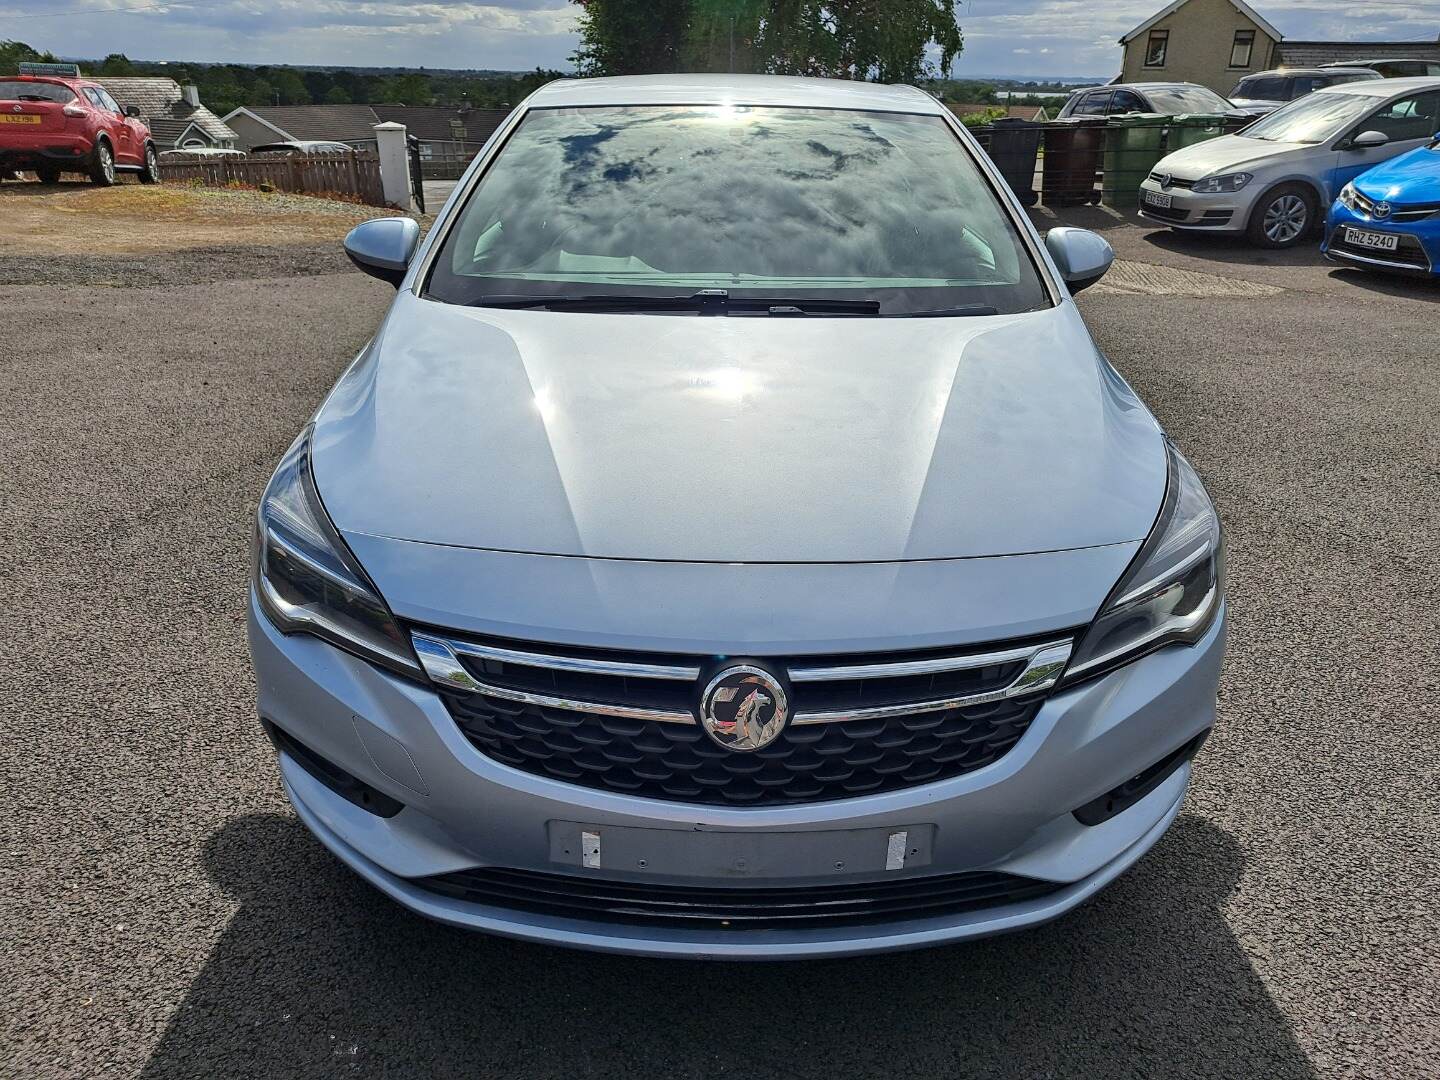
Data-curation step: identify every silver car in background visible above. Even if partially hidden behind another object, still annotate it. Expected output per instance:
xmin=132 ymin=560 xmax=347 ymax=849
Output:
xmin=248 ymin=74 xmax=1227 ymax=958
xmin=1227 ymin=66 xmax=1381 ymax=114
xmin=1140 ymin=77 xmax=1440 ymax=246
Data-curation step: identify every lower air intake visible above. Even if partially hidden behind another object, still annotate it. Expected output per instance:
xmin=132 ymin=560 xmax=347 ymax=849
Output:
xmin=413 ymin=866 xmax=1065 ymax=930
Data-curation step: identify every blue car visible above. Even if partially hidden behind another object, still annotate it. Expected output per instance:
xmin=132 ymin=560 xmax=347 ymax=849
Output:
xmin=1324 ymin=138 xmax=1440 ymax=276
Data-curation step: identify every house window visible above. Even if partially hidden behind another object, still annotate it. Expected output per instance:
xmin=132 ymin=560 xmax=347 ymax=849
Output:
xmin=1144 ymin=29 xmax=1169 ymax=68
xmin=1230 ymin=30 xmax=1255 ymax=69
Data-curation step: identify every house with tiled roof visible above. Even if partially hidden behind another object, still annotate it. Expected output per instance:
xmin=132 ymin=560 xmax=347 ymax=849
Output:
xmin=93 ymin=77 xmax=237 ymax=150
xmin=221 ymin=103 xmax=510 ymax=158
xmin=1118 ymin=0 xmax=1440 ymax=95
xmin=946 ymin=103 xmax=1052 ymax=123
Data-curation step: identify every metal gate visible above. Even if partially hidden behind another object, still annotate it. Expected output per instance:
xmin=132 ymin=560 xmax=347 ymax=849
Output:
xmin=407 ymin=134 xmax=426 ymax=215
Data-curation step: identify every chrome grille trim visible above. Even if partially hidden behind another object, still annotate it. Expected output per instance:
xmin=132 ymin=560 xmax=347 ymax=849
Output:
xmin=788 ymin=639 xmax=1067 ymax=682
xmin=457 ymin=678 xmax=696 ymax=725
xmin=411 ymin=631 xmax=1074 ymax=728
xmin=443 ymin=636 xmax=701 ymax=681
xmin=792 ymin=641 xmax=1072 ymax=723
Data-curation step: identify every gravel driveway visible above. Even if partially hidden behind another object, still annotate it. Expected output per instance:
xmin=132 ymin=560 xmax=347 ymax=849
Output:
xmin=2 ymin=198 xmax=1436 ymax=1078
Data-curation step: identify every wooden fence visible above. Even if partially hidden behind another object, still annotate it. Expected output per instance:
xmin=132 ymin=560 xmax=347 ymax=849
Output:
xmin=157 ymin=150 xmax=388 ymax=206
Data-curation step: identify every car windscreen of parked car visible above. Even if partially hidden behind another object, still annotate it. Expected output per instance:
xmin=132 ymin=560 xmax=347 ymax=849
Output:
xmin=1239 ymin=92 xmax=1374 ymax=144
xmin=0 ymin=79 xmax=75 ymax=103
xmin=1144 ymin=86 xmax=1232 ymax=113
xmin=427 ymin=105 xmax=1049 ymax=316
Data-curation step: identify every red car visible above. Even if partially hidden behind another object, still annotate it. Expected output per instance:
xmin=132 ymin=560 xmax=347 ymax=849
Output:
xmin=0 ymin=64 xmax=159 ymax=185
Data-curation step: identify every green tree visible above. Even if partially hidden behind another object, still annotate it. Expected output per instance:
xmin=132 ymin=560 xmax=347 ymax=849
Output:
xmin=98 ymin=52 xmax=136 ymax=75
xmin=572 ymin=0 xmax=962 ymax=80
xmin=571 ymin=0 xmax=691 ymax=76
xmin=270 ymin=68 xmax=311 ymax=105
xmin=0 ymin=40 xmax=58 ymax=75
xmin=754 ymin=0 xmax=962 ymax=81
xmin=324 ymin=85 xmax=352 ymax=105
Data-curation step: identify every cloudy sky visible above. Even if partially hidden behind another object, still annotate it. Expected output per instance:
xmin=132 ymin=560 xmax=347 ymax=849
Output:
xmin=3 ymin=0 xmax=1438 ymax=79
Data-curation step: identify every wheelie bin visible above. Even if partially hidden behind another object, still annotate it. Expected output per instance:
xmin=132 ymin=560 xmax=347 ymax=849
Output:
xmin=1101 ymin=114 xmax=1169 ymax=207
xmin=1166 ymin=113 xmax=1227 ymax=151
xmin=982 ymin=117 xmax=1042 ymax=207
xmin=1041 ymin=118 xmax=1105 ymax=206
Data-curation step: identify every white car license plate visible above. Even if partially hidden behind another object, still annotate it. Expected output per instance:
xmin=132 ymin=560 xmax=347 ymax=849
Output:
xmin=1344 ymin=227 xmax=1399 ymax=252
xmin=1142 ymin=189 xmax=1173 ymax=209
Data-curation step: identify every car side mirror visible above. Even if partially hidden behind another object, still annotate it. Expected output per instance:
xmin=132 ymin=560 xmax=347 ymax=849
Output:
xmin=1045 ymin=227 xmax=1114 ymax=295
xmin=1349 ymin=129 xmax=1389 ymax=150
xmin=124 ymin=105 xmax=142 ymax=119
xmin=343 ymin=217 xmax=421 ymax=288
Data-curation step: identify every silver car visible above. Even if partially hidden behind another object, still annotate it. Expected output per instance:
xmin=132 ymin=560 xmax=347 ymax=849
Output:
xmin=1140 ymin=77 xmax=1440 ymax=247
xmin=248 ymin=74 xmax=1227 ymax=959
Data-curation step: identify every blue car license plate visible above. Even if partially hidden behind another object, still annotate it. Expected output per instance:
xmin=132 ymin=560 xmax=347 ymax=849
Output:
xmin=1344 ymin=226 xmax=1398 ymax=252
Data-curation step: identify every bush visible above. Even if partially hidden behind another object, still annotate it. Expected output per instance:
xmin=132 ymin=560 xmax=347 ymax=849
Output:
xmin=959 ymin=107 xmax=1008 ymax=129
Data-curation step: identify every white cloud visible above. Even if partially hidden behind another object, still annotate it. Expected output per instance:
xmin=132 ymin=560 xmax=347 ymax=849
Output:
xmin=3 ymin=0 xmax=1437 ymax=77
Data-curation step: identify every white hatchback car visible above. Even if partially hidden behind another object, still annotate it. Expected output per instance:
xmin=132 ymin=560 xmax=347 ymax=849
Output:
xmin=1140 ymin=77 xmax=1440 ymax=247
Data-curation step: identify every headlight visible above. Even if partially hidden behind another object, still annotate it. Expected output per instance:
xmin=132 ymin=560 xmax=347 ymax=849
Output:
xmin=254 ymin=425 xmax=422 ymax=678
xmin=1338 ymin=182 xmax=1359 ymax=211
xmin=1062 ymin=442 xmax=1225 ymax=685
xmin=1191 ymin=172 xmax=1252 ymax=194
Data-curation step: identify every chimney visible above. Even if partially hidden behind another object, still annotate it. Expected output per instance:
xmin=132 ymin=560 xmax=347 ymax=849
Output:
xmin=182 ymin=84 xmax=200 ymax=108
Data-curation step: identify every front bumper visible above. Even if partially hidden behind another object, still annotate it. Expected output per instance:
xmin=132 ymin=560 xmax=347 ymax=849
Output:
xmin=1323 ymin=205 xmax=1438 ymax=277
xmin=1138 ymin=179 xmax=1256 ymax=232
xmin=248 ymin=591 xmax=1225 ymax=959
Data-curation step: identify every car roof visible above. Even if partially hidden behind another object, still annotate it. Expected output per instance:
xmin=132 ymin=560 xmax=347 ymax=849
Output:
xmin=1113 ymin=82 xmax=1216 ymax=91
xmin=5 ymin=74 xmax=98 ymax=89
xmin=1313 ymin=75 xmax=1440 ymax=98
xmin=526 ymin=74 xmax=943 ymax=114
xmin=1322 ymin=59 xmax=1429 ymax=66
xmin=1243 ymin=67 xmax=1377 ymax=77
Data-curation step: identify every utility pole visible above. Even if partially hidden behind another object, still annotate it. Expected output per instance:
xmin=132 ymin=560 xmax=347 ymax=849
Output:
xmin=728 ymin=14 xmax=735 ymax=73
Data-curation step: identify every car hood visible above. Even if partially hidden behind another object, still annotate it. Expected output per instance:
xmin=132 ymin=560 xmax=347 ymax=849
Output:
xmin=1354 ymin=144 xmax=1440 ymax=201
xmin=1228 ymin=97 xmax=1283 ymax=111
xmin=311 ymin=291 xmax=1166 ymax=564
xmin=1156 ymin=133 xmax=1304 ymax=179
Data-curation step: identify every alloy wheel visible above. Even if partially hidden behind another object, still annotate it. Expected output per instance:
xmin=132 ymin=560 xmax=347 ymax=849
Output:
xmin=1263 ymin=194 xmax=1307 ymax=244
xmin=99 ymin=144 xmax=114 ymax=183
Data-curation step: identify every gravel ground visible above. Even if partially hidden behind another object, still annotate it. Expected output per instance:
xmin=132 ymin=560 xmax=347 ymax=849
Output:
xmin=2 ymin=217 xmax=1437 ymax=1078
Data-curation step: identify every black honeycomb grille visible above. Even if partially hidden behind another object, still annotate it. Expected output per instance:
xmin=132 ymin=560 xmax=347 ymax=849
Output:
xmin=442 ymin=691 xmax=1040 ymax=807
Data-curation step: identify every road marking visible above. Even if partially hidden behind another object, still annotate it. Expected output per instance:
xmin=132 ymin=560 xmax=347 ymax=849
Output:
xmin=1093 ymin=260 xmax=1283 ymax=298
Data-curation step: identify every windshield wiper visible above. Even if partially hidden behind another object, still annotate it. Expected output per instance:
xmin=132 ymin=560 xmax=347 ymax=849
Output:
xmin=884 ymin=304 xmax=999 ymax=318
xmin=471 ymin=289 xmax=882 ymax=315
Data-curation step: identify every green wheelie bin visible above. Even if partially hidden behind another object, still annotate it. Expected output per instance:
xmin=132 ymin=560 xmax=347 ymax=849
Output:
xmin=1167 ymin=113 xmax=1227 ymax=151
xmin=1101 ymin=114 xmax=1169 ymax=207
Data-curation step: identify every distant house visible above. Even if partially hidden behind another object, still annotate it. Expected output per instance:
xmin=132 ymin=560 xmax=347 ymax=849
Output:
xmin=946 ymin=103 xmax=1051 ymax=123
xmin=220 ymin=103 xmax=511 ymax=157
xmin=94 ymin=77 xmax=237 ymax=150
xmin=1119 ymin=0 xmax=1440 ymax=96
xmin=1118 ymin=0 xmax=1282 ymax=95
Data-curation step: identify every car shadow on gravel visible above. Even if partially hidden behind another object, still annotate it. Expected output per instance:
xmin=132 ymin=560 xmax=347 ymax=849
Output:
xmin=1323 ymin=265 xmax=1439 ymax=302
xmin=139 ymin=812 xmax=1316 ymax=1079
xmin=1138 ymin=225 xmax=1330 ymax=269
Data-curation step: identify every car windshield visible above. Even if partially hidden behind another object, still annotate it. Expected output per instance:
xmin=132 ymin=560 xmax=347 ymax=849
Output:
xmin=1240 ymin=92 xmax=1374 ymax=143
xmin=1145 ymin=86 xmax=1231 ymax=113
xmin=0 ymin=80 xmax=75 ymax=103
xmin=426 ymin=104 xmax=1048 ymax=316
